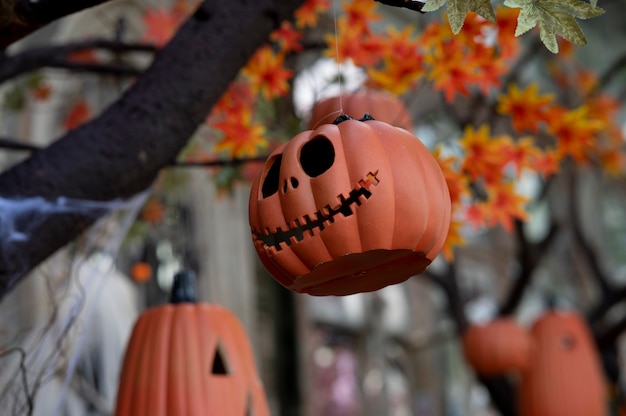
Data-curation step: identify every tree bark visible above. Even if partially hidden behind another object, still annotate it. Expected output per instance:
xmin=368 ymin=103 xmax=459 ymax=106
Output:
xmin=0 ymin=0 xmax=305 ymax=299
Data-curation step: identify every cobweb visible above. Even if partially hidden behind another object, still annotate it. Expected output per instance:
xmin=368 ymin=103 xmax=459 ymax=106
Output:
xmin=0 ymin=189 xmax=150 ymax=415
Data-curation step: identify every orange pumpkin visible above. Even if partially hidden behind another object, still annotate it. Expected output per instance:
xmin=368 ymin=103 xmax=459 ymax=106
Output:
xmin=248 ymin=115 xmax=451 ymax=296
xmin=308 ymin=89 xmax=413 ymax=131
xmin=462 ymin=318 xmax=531 ymax=375
xmin=115 ymin=271 xmax=269 ymax=416
xmin=518 ymin=310 xmax=607 ymax=416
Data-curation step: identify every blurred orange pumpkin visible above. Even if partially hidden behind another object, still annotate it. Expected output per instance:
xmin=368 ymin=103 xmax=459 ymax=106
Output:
xmin=518 ymin=310 xmax=607 ymax=416
xmin=115 ymin=271 xmax=269 ymax=416
xmin=462 ymin=318 xmax=531 ymax=375
xmin=249 ymin=115 xmax=450 ymax=296
xmin=308 ymin=89 xmax=413 ymax=131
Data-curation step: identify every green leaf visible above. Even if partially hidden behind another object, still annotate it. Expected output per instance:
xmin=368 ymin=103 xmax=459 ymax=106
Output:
xmin=421 ymin=0 xmax=447 ymax=13
xmin=504 ymin=0 xmax=605 ymax=53
xmin=540 ymin=0 xmax=604 ymax=18
xmin=469 ymin=0 xmax=496 ymax=22
xmin=447 ymin=0 xmax=470 ymax=34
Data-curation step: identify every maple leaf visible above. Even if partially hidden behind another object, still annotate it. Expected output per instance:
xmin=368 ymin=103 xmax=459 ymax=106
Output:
xmin=426 ymin=40 xmax=478 ymax=102
xmin=325 ymin=21 xmax=384 ymax=66
xmin=465 ymin=201 xmax=487 ymax=229
xmin=503 ymin=0 xmax=604 ymax=53
xmin=208 ymin=81 xmax=255 ymax=125
xmin=497 ymin=83 xmax=555 ymax=133
xmin=484 ymin=182 xmax=529 ymax=232
xmin=530 ymin=149 xmax=560 ymax=178
xmin=503 ymin=136 xmax=542 ymax=177
xmin=459 ymin=125 xmax=505 ymax=179
xmin=546 ymin=105 xmax=604 ymax=163
xmin=343 ymin=0 xmax=381 ymax=34
xmin=271 ymin=21 xmax=303 ymax=54
xmin=441 ymin=218 xmax=466 ymax=261
xmin=295 ymin=0 xmax=331 ymax=29
xmin=243 ymin=46 xmax=293 ymax=101
xmin=434 ymin=147 xmax=469 ymax=205
xmin=142 ymin=8 xmax=184 ymax=47
xmin=63 ymin=99 xmax=91 ymax=131
xmin=213 ymin=108 xmax=268 ymax=158
xmin=422 ymin=0 xmax=495 ymax=34
xmin=495 ymin=5 xmax=522 ymax=59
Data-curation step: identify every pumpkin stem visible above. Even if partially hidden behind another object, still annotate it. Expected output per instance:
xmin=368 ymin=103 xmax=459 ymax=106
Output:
xmin=359 ymin=113 xmax=375 ymax=121
xmin=332 ymin=114 xmax=353 ymax=124
xmin=170 ymin=270 xmax=197 ymax=303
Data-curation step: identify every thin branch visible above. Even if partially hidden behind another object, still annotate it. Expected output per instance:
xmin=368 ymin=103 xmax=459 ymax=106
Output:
xmin=0 ymin=0 xmax=115 ymax=50
xmin=0 ymin=39 xmax=156 ymax=83
xmin=499 ymin=219 xmax=560 ymax=316
xmin=0 ymin=137 xmax=41 ymax=152
xmin=568 ymin=165 xmax=612 ymax=297
xmin=170 ymin=155 xmax=267 ymax=168
xmin=595 ymin=53 xmax=626 ymax=93
xmin=422 ymin=263 xmax=468 ymax=333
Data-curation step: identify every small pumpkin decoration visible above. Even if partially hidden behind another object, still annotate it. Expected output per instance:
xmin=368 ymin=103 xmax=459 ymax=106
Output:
xmin=462 ymin=318 xmax=531 ymax=375
xmin=115 ymin=271 xmax=269 ymax=416
xmin=308 ymin=89 xmax=413 ymax=131
xmin=518 ymin=310 xmax=606 ymax=416
xmin=248 ymin=114 xmax=451 ymax=296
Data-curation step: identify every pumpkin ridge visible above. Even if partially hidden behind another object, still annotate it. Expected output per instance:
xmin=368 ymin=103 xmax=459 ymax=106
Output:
xmin=252 ymin=171 xmax=379 ymax=251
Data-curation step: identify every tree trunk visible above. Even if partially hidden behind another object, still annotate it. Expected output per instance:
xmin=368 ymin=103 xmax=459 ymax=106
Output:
xmin=0 ymin=0 xmax=305 ymax=299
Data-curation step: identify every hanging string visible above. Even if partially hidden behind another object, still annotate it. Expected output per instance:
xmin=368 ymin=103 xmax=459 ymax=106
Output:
xmin=332 ymin=0 xmax=344 ymax=116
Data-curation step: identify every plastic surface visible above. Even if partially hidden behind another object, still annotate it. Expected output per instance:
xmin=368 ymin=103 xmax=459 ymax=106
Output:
xmin=249 ymin=118 xmax=451 ymax=296
xmin=115 ymin=302 xmax=269 ymax=416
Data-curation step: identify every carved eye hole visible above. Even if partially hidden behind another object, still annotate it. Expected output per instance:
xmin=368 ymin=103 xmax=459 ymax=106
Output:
xmin=210 ymin=341 xmax=230 ymax=376
xmin=261 ymin=155 xmax=282 ymax=198
xmin=299 ymin=136 xmax=335 ymax=178
xmin=560 ymin=333 xmax=576 ymax=350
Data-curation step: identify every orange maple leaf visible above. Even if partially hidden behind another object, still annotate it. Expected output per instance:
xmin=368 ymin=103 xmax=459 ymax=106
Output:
xmin=426 ymin=40 xmax=478 ymax=103
xmin=295 ymin=0 xmax=331 ymax=29
xmin=459 ymin=125 xmax=507 ymax=182
xmin=494 ymin=6 xmax=521 ymax=60
xmin=441 ymin=217 xmax=466 ymax=261
xmin=213 ymin=108 xmax=268 ymax=158
xmin=530 ymin=149 xmax=560 ymax=179
xmin=343 ymin=0 xmax=381 ymax=34
xmin=497 ymin=83 xmax=555 ymax=133
xmin=63 ymin=99 xmax=91 ymax=131
xmin=243 ymin=46 xmax=293 ymax=101
xmin=546 ymin=105 xmax=604 ymax=163
xmin=502 ymin=136 xmax=542 ymax=177
xmin=271 ymin=21 xmax=303 ymax=54
xmin=484 ymin=182 xmax=529 ymax=232
xmin=434 ymin=147 xmax=469 ymax=206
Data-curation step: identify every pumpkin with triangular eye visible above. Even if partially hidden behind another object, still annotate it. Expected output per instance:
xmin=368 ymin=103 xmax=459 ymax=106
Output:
xmin=115 ymin=271 xmax=269 ymax=416
xmin=248 ymin=115 xmax=451 ymax=296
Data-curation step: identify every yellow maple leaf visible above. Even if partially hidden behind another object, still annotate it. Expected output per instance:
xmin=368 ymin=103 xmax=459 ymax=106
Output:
xmin=497 ymin=83 xmax=555 ymax=133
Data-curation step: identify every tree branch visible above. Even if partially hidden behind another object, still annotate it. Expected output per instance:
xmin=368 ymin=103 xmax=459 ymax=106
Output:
xmin=0 ymin=0 xmax=305 ymax=299
xmin=0 ymin=0 xmax=114 ymax=50
xmin=0 ymin=39 xmax=156 ymax=83
xmin=499 ymin=219 xmax=560 ymax=316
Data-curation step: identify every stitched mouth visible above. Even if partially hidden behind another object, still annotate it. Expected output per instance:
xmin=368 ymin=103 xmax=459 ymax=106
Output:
xmin=253 ymin=171 xmax=380 ymax=251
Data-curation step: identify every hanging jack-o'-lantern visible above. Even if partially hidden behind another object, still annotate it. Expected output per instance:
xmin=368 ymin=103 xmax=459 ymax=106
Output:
xmin=462 ymin=318 xmax=532 ymax=376
xmin=518 ymin=310 xmax=607 ymax=416
xmin=248 ymin=114 xmax=451 ymax=296
xmin=308 ymin=89 xmax=413 ymax=131
xmin=115 ymin=271 xmax=269 ymax=416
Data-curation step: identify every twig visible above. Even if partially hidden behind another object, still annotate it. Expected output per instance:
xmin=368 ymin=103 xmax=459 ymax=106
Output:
xmin=169 ymin=155 xmax=267 ymax=168
xmin=0 ymin=39 xmax=156 ymax=83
